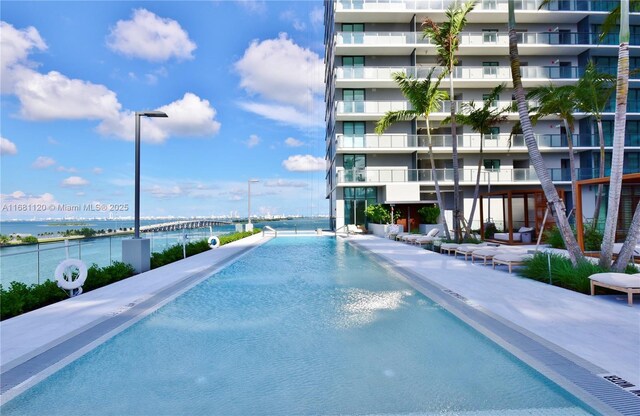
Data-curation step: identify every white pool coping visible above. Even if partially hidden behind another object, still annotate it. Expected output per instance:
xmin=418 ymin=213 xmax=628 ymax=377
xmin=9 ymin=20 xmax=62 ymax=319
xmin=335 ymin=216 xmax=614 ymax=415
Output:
xmin=348 ymin=235 xmax=640 ymax=388
xmin=0 ymin=233 xmax=269 ymax=374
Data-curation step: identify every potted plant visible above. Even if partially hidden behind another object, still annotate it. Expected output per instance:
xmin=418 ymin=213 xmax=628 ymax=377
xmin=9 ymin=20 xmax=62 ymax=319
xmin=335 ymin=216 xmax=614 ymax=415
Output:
xmin=365 ymin=204 xmax=403 ymax=237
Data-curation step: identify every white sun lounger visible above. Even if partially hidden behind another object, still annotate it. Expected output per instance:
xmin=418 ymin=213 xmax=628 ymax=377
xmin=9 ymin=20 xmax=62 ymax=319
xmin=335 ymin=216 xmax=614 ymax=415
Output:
xmin=589 ymin=272 xmax=640 ymax=306
xmin=454 ymin=244 xmax=490 ymax=260
xmin=440 ymin=243 xmax=461 ymax=255
xmin=470 ymin=248 xmax=501 ymax=265
xmin=413 ymin=228 xmax=440 ymax=245
xmin=492 ymin=252 xmax=533 ymax=273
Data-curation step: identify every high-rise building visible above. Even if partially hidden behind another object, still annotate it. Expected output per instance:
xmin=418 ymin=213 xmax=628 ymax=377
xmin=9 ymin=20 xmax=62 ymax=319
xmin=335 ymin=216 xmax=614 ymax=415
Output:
xmin=324 ymin=0 xmax=639 ymax=233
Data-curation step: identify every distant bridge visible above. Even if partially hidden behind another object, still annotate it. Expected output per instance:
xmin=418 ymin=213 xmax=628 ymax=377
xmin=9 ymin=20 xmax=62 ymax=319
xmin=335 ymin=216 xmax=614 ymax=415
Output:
xmin=140 ymin=219 xmax=232 ymax=233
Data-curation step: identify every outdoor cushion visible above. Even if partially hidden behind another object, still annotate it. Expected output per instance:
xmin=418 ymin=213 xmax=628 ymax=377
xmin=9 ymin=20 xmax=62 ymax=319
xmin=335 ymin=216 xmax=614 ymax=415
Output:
xmin=589 ymin=273 xmax=640 ymax=306
xmin=426 ymin=228 xmax=440 ymax=238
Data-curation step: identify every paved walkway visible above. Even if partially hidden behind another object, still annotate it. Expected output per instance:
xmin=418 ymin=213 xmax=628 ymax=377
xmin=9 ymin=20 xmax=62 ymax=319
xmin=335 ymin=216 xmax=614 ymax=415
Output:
xmin=0 ymin=233 xmax=268 ymax=373
xmin=349 ymin=235 xmax=640 ymax=388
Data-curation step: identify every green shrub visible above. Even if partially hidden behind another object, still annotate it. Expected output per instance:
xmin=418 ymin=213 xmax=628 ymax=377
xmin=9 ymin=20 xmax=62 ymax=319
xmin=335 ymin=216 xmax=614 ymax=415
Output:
xmin=543 ymin=226 xmax=566 ymax=249
xmin=483 ymin=222 xmax=498 ymax=239
xmin=365 ymin=204 xmax=391 ymax=224
xmin=583 ymin=226 xmax=603 ymax=251
xmin=20 ymin=236 xmax=39 ymax=244
xmin=0 ymin=262 xmax=135 ymax=321
xmin=418 ymin=205 xmax=440 ymax=224
xmin=520 ymin=253 xmax=617 ymax=294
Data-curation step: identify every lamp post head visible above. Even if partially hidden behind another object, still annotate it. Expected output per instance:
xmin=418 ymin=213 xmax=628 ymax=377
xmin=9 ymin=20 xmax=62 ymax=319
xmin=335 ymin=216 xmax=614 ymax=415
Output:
xmin=137 ymin=111 xmax=168 ymax=118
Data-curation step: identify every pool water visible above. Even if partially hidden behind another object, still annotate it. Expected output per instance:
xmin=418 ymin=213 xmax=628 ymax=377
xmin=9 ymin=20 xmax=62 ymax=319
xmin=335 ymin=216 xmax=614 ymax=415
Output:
xmin=1 ymin=237 xmax=593 ymax=415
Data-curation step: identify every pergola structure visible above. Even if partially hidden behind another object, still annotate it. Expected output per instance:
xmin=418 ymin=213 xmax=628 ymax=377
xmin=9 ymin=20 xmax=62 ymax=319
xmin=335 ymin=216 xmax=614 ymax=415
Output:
xmin=479 ymin=189 xmax=565 ymax=245
xmin=575 ymin=173 xmax=640 ymax=251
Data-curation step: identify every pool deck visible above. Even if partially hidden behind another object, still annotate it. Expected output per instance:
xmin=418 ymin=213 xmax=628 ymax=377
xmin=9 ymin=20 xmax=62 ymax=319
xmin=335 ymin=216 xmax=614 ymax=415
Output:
xmin=0 ymin=233 xmax=270 ymax=393
xmin=348 ymin=235 xmax=640 ymax=390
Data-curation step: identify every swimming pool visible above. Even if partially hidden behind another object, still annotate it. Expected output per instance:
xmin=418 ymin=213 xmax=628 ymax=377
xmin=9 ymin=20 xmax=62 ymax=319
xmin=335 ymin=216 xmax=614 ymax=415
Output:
xmin=1 ymin=237 xmax=593 ymax=415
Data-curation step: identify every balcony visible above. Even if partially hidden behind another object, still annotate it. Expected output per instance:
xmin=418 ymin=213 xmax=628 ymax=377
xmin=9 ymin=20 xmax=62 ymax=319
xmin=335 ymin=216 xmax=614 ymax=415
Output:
xmin=336 ymin=0 xmax=620 ymax=13
xmin=335 ymin=99 xmax=522 ymax=120
xmin=335 ymin=31 xmax=630 ymax=55
xmin=336 ymin=167 xmax=607 ymax=185
xmin=335 ymin=65 xmax=605 ymax=88
xmin=336 ymin=133 xmax=640 ymax=151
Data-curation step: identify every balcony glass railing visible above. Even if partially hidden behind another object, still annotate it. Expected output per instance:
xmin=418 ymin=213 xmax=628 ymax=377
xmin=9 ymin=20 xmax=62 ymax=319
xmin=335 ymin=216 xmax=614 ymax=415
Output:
xmin=336 ymin=167 xmax=615 ymax=184
xmin=337 ymin=0 xmax=621 ymax=12
xmin=336 ymin=31 xmax=635 ymax=47
xmin=336 ymin=100 xmax=520 ymax=114
xmin=336 ymin=65 xmax=600 ymax=80
xmin=336 ymin=133 xmax=640 ymax=149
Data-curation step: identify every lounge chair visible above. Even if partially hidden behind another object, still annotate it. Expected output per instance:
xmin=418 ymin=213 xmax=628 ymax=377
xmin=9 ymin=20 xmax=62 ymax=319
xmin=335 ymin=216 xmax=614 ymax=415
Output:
xmin=413 ymin=228 xmax=440 ymax=245
xmin=440 ymin=243 xmax=461 ymax=255
xmin=401 ymin=234 xmax=423 ymax=243
xmin=492 ymin=252 xmax=533 ymax=273
xmin=395 ymin=232 xmax=411 ymax=241
xmin=346 ymin=224 xmax=363 ymax=234
xmin=454 ymin=243 xmax=490 ymax=260
xmin=589 ymin=272 xmax=640 ymax=306
xmin=470 ymin=247 xmax=501 ymax=265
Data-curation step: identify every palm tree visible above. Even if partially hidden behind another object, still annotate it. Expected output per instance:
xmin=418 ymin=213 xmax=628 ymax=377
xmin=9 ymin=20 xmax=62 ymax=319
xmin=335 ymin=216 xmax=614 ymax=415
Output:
xmin=574 ymin=62 xmax=615 ymax=230
xmin=600 ymin=0 xmax=631 ymax=269
xmin=443 ymin=84 xmax=510 ymax=238
xmin=375 ymin=69 xmax=451 ymax=240
xmin=527 ymin=84 xmax=579 ymax=211
xmin=422 ymin=0 xmax=476 ymax=242
xmin=507 ymin=0 xmax=584 ymax=265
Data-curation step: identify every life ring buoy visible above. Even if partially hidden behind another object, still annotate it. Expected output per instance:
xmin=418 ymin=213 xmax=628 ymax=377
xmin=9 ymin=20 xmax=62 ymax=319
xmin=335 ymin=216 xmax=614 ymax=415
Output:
xmin=208 ymin=236 xmax=220 ymax=249
xmin=55 ymin=259 xmax=88 ymax=290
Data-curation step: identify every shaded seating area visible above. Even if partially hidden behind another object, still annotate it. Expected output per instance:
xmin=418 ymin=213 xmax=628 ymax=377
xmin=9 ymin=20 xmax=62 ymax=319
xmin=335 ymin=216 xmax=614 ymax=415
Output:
xmin=479 ymin=189 xmax=565 ymax=245
xmin=589 ymin=272 xmax=640 ymax=306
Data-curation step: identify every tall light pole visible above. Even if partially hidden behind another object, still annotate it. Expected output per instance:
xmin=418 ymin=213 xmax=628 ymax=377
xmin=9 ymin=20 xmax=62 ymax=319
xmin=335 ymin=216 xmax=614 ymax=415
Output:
xmin=247 ymin=179 xmax=259 ymax=229
xmin=123 ymin=110 xmax=168 ymax=273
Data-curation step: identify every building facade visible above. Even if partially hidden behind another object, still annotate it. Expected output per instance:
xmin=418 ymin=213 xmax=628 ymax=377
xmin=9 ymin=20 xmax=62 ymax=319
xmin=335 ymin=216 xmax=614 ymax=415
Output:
xmin=324 ymin=0 xmax=639 ymax=233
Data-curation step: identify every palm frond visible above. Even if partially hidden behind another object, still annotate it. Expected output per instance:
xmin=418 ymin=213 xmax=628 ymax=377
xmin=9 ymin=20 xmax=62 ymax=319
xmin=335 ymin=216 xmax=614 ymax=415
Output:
xmin=375 ymin=110 xmax=420 ymax=134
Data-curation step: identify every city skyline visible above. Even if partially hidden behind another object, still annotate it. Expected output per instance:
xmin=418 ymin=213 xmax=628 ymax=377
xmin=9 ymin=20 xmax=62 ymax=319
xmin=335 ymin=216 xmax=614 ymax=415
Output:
xmin=0 ymin=0 xmax=327 ymax=220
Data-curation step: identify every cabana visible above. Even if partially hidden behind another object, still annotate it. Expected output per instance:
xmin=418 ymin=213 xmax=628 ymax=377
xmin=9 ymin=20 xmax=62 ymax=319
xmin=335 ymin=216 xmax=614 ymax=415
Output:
xmin=575 ymin=172 xmax=640 ymax=251
xmin=479 ymin=189 xmax=566 ymax=245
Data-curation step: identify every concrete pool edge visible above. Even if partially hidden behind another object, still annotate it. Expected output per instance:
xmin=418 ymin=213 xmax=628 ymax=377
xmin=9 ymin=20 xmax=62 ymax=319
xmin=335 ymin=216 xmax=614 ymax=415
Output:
xmin=0 ymin=233 xmax=273 ymax=403
xmin=348 ymin=237 xmax=640 ymax=416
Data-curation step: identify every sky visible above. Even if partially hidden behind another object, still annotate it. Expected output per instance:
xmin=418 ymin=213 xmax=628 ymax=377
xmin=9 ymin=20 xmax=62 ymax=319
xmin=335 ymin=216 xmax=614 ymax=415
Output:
xmin=0 ymin=0 xmax=327 ymax=220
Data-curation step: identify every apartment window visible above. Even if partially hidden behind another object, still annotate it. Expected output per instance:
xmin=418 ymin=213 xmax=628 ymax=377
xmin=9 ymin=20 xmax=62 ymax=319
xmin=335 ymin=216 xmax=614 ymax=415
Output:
xmin=487 ymin=127 xmax=500 ymax=138
xmin=625 ymin=152 xmax=640 ymax=173
xmin=343 ymin=154 xmax=366 ymax=182
xmin=343 ymin=121 xmax=365 ymax=147
xmin=342 ymin=23 xmax=364 ymax=44
xmin=483 ymin=29 xmax=498 ymax=43
xmin=484 ymin=159 xmax=501 ymax=170
xmin=342 ymin=56 xmax=365 ymax=79
xmin=343 ymin=89 xmax=365 ymax=112
xmin=343 ymin=187 xmax=377 ymax=226
xmin=483 ymin=61 xmax=498 ymax=77
xmin=483 ymin=0 xmax=497 ymax=10
xmin=483 ymin=93 xmax=498 ymax=107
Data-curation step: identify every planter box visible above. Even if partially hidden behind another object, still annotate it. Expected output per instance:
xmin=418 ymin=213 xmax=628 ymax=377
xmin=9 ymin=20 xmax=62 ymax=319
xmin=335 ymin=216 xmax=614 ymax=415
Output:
xmin=368 ymin=223 xmax=404 ymax=237
xmin=419 ymin=224 xmax=441 ymax=235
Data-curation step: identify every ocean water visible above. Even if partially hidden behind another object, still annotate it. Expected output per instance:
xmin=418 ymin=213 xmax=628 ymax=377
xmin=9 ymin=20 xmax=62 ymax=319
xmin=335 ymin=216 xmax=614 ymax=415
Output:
xmin=0 ymin=218 xmax=328 ymax=286
xmin=1 ymin=237 xmax=592 ymax=415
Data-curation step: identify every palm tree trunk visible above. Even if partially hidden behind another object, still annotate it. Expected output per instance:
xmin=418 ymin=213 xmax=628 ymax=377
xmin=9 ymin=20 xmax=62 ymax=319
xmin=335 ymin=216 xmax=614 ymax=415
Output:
xmin=600 ymin=0 xmax=630 ymax=269
xmin=465 ymin=133 xmax=483 ymax=239
xmin=562 ymin=118 xmax=578 ymax=211
xmin=426 ymin=118 xmax=451 ymax=240
xmin=450 ymin=61 xmax=461 ymax=242
xmin=591 ymin=118 xmax=605 ymax=230
xmin=508 ymin=0 xmax=584 ymax=265
xmin=612 ymin=201 xmax=640 ymax=271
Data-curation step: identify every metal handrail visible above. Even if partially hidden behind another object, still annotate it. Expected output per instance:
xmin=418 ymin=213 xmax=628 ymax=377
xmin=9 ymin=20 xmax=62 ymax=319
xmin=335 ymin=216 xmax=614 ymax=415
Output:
xmin=335 ymin=224 xmax=351 ymax=237
xmin=262 ymin=226 xmax=278 ymax=237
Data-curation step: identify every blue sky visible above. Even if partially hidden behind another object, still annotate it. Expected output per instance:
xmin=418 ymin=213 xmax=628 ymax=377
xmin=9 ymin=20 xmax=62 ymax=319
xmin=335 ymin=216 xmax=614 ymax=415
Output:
xmin=0 ymin=0 xmax=327 ymax=220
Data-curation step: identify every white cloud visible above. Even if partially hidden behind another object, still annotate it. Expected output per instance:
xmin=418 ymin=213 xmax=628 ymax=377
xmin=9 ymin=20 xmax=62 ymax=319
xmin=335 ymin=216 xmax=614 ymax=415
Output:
xmin=92 ymin=167 xmax=104 ymax=174
xmin=0 ymin=21 xmax=47 ymax=94
xmin=56 ymin=165 xmax=77 ymax=173
xmin=32 ymin=156 xmax=55 ymax=169
xmin=282 ymin=155 xmax=325 ymax=172
xmin=14 ymin=70 xmax=122 ymax=121
xmin=147 ymin=184 xmax=183 ymax=199
xmin=106 ymin=9 xmax=196 ymax=62
xmin=238 ymin=101 xmax=323 ymax=128
xmin=1 ymin=191 xmax=56 ymax=206
xmin=284 ymin=137 xmax=303 ymax=147
xmin=47 ymin=137 xmax=59 ymax=145
xmin=235 ymin=0 xmax=267 ymax=13
xmin=61 ymin=176 xmax=89 ymax=187
xmin=310 ymin=7 xmax=324 ymax=29
xmin=0 ymin=137 xmax=18 ymax=155
xmin=245 ymin=134 xmax=260 ymax=148
xmin=98 ymin=93 xmax=221 ymax=143
xmin=280 ymin=10 xmax=306 ymax=31
xmin=235 ymin=33 xmax=323 ymax=108
xmin=264 ymin=179 xmax=308 ymax=188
